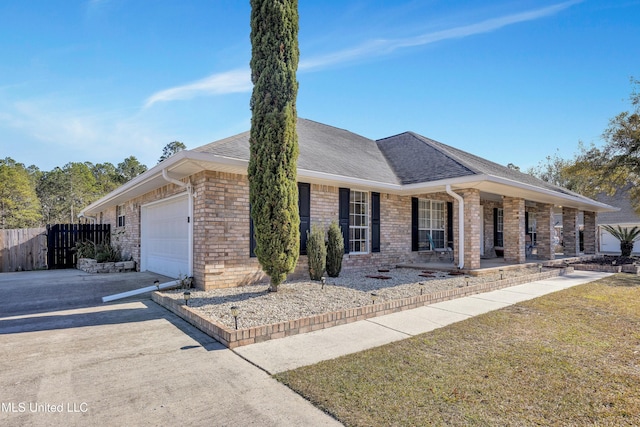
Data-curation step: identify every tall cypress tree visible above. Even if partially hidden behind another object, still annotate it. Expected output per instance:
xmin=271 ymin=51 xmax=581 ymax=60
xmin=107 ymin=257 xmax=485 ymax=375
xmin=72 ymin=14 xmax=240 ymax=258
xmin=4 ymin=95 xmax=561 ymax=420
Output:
xmin=249 ymin=0 xmax=300 ymax=292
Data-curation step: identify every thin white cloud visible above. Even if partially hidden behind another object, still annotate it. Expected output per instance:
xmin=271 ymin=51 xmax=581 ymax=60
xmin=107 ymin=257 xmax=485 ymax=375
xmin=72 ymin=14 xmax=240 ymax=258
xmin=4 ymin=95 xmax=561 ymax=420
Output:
xmin=0 ymin=98 xmax=163 ymax=167
xmin=144 ymin=1 xmax=581 ymax=106
xmin=144 ymin=69 xmax=252 ymax=108
xmin=300 ymin=0 xmax=582 ymax=70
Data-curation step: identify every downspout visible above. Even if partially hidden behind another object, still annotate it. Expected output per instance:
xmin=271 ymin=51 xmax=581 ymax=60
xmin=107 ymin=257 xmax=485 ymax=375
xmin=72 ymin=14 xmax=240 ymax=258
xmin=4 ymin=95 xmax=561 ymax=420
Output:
xmin=445 ymin=185 xmax=464 ymax=269
xmin=161 ymin=169 xmax=194 ymax=278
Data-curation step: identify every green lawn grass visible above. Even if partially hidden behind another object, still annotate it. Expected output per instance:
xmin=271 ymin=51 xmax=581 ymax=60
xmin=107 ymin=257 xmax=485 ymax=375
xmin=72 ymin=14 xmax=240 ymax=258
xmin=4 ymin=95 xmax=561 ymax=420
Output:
xmin=276 ymin=274 xmax=640 ymax=426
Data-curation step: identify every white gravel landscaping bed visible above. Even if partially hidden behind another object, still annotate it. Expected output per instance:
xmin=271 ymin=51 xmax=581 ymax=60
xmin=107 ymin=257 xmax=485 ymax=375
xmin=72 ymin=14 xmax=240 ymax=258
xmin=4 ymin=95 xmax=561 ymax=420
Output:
xmin=162 ymin=266 xmax=543 ymax=329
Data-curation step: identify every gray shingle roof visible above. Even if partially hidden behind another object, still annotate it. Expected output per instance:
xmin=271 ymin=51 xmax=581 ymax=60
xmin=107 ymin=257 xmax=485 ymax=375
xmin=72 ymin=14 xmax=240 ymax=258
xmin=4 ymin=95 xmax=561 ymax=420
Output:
xmin=375 ymin=132 xmax=475 ymax=184
xmin=192 ymin=119 xmax=603 ymax=207
xmin=596 ymin=184 xmax=640 ymax=224
xmin=193 ymin=118 xmax=400 ymax=184
xmin=377 ymin=132 xmax=593 ymax=199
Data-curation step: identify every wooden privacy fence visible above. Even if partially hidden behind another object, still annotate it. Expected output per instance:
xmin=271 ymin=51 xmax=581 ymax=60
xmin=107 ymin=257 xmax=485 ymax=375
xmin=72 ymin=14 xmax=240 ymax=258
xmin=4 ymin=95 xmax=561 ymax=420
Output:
xmin=0 ymin=228 xmax=48 ymax=272
xmin=47 ymin=224 xmax=111 ymax=269
xmin=0 ymin=224 xmax=111 ymax=272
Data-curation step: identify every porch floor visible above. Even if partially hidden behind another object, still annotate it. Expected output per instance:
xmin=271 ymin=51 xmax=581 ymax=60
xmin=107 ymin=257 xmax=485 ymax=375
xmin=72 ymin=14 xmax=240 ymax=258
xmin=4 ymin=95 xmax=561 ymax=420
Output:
xmin=398 ymin=254 xmax=597 ymax=277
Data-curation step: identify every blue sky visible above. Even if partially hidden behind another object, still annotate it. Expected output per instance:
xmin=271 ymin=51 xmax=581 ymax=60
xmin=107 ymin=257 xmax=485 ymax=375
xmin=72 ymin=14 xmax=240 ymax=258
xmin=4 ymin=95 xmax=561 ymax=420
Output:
xmin=1 ymin=0 xmax=639 ymax=172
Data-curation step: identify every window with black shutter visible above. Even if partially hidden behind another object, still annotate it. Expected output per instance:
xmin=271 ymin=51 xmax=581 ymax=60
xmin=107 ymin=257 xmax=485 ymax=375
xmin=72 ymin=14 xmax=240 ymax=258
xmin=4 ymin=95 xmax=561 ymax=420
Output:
xmin=371 ymin=192 xmax=380 ymax=253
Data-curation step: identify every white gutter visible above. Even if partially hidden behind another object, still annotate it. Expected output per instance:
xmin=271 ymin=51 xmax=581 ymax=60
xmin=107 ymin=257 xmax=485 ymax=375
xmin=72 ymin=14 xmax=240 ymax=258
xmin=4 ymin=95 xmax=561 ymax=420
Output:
xmin=446 ymin=185 xmax=464 ymax=269
xmin=102 ymin=279 xmax=180 ymax=302
xmin=161 ymin=169 xmax=194 ymax=278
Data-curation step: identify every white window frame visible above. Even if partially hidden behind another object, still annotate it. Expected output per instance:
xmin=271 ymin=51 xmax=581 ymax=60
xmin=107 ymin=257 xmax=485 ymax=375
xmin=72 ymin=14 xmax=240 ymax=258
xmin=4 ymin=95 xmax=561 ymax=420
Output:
xmin=418 ymin=198 xmax=445 ymax=250
xmin=349 ymin=190 xmax=369 ymax=254
xmin=528 ymin=211 xmax=537 ymax=244
xmin=116 ymin=204 xmax=126 ymax=228
xmin=496 ymin=208 xmax=504 ymax=247
xmin=528 ymin=212 xmax=537 ymax=234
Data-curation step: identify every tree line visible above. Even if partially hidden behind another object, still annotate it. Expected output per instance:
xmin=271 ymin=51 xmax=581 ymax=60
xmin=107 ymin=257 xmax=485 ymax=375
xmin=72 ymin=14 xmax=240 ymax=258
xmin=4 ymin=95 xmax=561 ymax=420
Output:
xmin=527 ymin=78 xmax=639 ymax=213
xmin=0 ymin=141 xmax=185 ymax=229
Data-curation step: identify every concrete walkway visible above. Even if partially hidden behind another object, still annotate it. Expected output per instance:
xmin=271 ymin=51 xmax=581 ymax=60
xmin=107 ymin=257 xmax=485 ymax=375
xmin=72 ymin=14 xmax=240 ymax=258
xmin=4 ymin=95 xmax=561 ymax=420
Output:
xmin=235 ymin=270 xmax=613 ymax=374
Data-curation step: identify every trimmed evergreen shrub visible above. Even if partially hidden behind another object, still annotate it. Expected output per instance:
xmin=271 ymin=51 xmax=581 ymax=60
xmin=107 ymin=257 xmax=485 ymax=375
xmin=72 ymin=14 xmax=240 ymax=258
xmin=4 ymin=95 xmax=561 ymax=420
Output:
xmin=306 ymin=224 xmax=326 ymax=280
xmin=248 ymin=0 xmax=300 ymax=291
xmin=326 ymin=221 xmax=344 ymax=277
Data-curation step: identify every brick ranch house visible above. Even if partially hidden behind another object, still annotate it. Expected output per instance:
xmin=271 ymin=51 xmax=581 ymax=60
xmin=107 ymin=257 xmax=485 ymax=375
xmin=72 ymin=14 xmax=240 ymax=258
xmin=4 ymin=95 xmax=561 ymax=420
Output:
xmin=79 ymin=118 xmax=615 ymax=290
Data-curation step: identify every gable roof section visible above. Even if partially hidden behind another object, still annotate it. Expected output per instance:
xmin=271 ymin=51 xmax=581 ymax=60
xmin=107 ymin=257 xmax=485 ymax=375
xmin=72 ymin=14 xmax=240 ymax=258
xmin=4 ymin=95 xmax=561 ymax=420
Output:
xmin=376 ymin=132 xmax=476 ymax=184
xmin=377 ymin=131 xmax=598 ymax=201
xmin=596 ymin=184 xmax=640 ymax=224
xmin=194 ymin=118 xmax=399 ymax=185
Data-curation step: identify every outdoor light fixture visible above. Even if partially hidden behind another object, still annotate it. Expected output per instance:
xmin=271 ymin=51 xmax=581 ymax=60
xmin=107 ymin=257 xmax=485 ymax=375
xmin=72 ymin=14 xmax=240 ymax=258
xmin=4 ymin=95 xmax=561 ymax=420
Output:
xmin=371 ymin=293 xmax=378 ymax=305
xmin=183 ymin=291 xmax=191 ymax=306
xmin=321 ymin=277 xmax=326 ymax=290
xmin=230 ymin=306 xmax=239 ymax=330
xmin=419 ymin=282 xmax=425 ymax=295
xmin=499 ymin=269 xmax=504 ymax=280
xmin=538 ymin=263 xmax=543 ymax=273
xmin=154 ymin=280 xmax=160 ymax=291
xmin=465 ymin=276 xmax=470 ymax=287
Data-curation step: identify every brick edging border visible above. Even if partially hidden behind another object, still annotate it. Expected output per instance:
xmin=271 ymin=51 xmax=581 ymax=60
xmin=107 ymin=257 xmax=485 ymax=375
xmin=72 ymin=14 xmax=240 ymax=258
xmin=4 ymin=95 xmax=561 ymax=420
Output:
xmin=152 ymin=267 xmax=574 ymax=349
xmin=571 ymin=263 xmax=640 ymax=274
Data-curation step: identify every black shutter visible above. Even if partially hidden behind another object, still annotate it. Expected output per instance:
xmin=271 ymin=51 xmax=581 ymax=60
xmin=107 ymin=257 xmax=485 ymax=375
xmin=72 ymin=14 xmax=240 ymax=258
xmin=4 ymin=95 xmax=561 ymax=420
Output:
xmin=371 ymin=192 xmax=380 ymax=253
xmin=339 ymin=188 xmax=350 ymax=254
xmin=525 ymin=211 xmax=529 ymax=238
xmin=411 ymin=197 xmax=419 ymax=251
xmin=298 ymin=182 xmax=311 ymax=255
xmin=493 ymin=207 xmax=498 ymax=247
xmin=249 ymin=204 xmax=256 ymax=258
xmin=447 ymin=201 xmax=454 ymax=249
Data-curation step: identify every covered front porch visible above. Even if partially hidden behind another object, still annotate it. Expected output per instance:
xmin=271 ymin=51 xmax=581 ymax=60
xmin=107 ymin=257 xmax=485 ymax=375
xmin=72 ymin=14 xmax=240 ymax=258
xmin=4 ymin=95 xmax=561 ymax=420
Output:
xmin=407 ymin=183 xmax=609 ymax=273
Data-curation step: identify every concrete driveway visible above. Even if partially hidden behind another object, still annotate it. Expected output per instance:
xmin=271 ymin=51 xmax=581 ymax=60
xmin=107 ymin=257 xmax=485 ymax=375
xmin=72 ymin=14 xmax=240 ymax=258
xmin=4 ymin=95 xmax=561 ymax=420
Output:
xmin=0 ymin=270 xmax=340 ymax=426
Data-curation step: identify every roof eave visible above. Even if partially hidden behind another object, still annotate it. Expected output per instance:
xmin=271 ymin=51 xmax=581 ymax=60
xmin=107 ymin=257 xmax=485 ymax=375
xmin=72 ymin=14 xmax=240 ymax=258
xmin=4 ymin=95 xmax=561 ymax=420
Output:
xmin=80 ymin=151 xmax=248 ymax=216
xmin=81 ymin=155 xmax=617 ymax=216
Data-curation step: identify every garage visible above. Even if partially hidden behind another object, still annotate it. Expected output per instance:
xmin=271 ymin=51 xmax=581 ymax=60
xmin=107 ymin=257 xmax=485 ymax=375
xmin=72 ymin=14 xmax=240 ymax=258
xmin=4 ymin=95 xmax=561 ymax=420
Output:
xmin=141 ymin=194 xmax=190 ymax=278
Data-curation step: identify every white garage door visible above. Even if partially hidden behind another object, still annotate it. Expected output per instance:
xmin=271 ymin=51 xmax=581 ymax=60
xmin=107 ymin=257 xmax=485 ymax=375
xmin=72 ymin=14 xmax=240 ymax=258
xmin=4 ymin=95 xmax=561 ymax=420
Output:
xmin=600 ymin=229 xmax=619 ymax=253
xmin=141 ymin=194 xmax=189 ymax=278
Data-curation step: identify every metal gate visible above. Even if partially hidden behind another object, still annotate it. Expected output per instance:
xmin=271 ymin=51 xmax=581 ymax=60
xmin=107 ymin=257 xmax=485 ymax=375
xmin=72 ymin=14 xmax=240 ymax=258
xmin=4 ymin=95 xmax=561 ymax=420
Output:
xmin=46 ymin=224 xmax=110 ymax=269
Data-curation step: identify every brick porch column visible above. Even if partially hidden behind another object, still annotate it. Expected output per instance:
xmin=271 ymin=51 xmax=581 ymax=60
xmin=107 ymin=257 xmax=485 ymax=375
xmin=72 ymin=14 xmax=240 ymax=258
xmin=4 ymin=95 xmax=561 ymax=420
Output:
xmin=460 ymin=188 xmax=481 ymax=270
xmin=503 ymin=196 xmax=526 ymax=263
xmin=563 ymin=207 xmax=580 ymax=256
xmin=583 ymin=211 xmax=597 ymax=254
xmin=536 ymin=203 xmax=555 ymax=260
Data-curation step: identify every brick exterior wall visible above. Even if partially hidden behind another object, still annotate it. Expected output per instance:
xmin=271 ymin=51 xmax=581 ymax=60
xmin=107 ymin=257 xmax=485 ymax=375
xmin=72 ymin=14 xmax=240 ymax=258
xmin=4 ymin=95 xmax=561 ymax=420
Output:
xmin=536 ymin=203 xmax=556 ymax=260
xmin=460 ymin=189 xmax=481 ymax=269
xmin=94 ymin=169 xmax=597 ymax=290
xmin=503 ymin=196 xmax=526 ymax=263
xmin=563 ymin=207 xmax=580 ymax=256
xmin=583 ymin=211 xmax=597 ymax=254
xmin=482 ymin=201 xmax=498 ymax=256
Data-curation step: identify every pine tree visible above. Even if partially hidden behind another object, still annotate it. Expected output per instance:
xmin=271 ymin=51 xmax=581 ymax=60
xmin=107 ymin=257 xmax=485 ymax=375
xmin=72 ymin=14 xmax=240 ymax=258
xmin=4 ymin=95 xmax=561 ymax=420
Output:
xmin=248 ymin=0 xmax=300 ymax=291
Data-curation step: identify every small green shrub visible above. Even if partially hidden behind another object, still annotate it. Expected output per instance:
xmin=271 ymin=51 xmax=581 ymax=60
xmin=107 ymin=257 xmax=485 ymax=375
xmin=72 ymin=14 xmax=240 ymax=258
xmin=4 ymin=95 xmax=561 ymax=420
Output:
xmin=95 ymin=243 xmax=122 ymax=263
xmin=74 ymin=240 xmax=97 ymax=259
xmin=307 ymin=224 xmax=326 ymax=281
xmin=326 ymin=221 xmax=344 ymax=278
